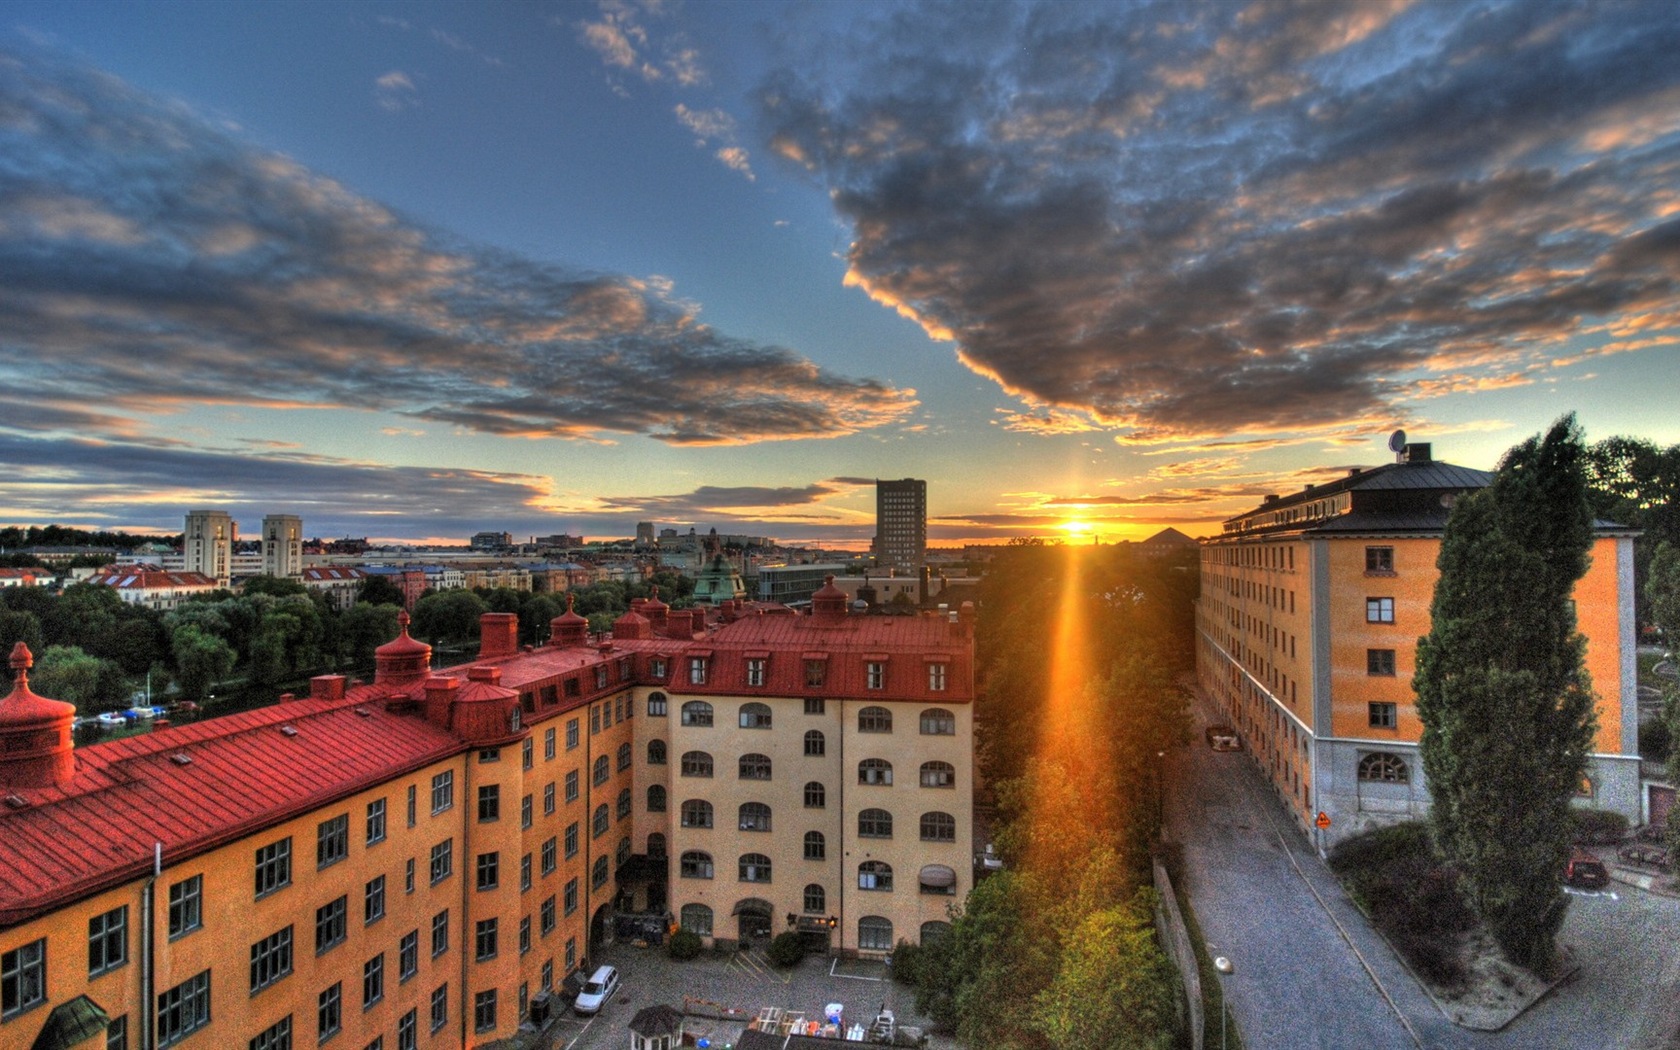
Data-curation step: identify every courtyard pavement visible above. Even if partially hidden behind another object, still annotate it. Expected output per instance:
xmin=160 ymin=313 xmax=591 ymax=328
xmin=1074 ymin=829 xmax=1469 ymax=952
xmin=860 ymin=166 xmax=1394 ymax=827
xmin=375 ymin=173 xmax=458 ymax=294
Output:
xmin=533 ymin=939 xmax=959 ymax=1050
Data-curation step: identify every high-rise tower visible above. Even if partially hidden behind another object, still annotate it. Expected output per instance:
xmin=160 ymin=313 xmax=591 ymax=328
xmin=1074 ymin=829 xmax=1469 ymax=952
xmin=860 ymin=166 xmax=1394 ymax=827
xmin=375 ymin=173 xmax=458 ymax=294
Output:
xmin=874 ymin=478 xmax=927 ymax=574
xmin=261 ymin=514 xmax=303 ymax=578
xmin=182 ymin=509 xmax=234 ymax=587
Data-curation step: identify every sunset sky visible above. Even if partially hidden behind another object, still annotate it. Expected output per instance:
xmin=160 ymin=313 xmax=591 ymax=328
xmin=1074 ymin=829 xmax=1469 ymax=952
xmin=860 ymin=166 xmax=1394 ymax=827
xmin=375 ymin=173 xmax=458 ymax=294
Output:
xmin=2 ymin=1 xmax=1676 ymax=548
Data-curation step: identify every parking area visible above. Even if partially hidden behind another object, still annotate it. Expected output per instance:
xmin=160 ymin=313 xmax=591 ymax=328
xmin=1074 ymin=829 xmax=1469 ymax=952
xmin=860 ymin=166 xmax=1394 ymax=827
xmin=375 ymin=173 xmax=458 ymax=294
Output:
xmin=534 ymin=942 xmax=956 ymax=1050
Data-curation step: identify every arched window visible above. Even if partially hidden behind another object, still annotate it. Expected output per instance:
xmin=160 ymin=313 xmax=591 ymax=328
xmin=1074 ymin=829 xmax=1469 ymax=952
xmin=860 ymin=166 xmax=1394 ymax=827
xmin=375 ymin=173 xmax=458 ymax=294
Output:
xmin=804 ymin=831 xmax=826 ymax=861
xmin=592 ymin=803 xmax=609 ymax=837
xmin=680 ymin=751 xmax=713 ymax=777
xmin=1357 ymin=752 xmax=1409 ymax=783
xmin=647 ymin=832 xmax=667 ymax=858
xmin=680 ymin=800 xmax=713 ymax=829
xmin=593 ymin=755 xmax=611 ymax=786
xmin=920 ymin=921 xmax=953 ymax=945
xmin=858 ymin=808 xmax=893 ymax=838
xmin=679 ymin=902 xmax=713 ymax=934
xmin=919 ymin=708 xmax=956 ymax=735
xmin=858 ymin=915 xmax=893 ymax=951
xmin=616 ymin=787 xmax=632 ymax=819
xmin=647 ymin=691 xmax=667 ymax=717
xmin=681 ymin=701 xmax=714 ymax=727
xmin=616 ymin=742 xmax=632 ymax=771
xmin=858 ymin=759 xmax=893 ymax=786
xmin=920 ymin=761 xmax=955 ymax=788
xmin=739 ymin=702 xmax=772 ymax=729
xmin=803 ymin=883 xmax=826 ymax=914
xmin=647 ymin=785 xmax=667 ymax=813
xmin=858 ymin=861 xmax=893 ymax=891
xmin=858 ymin=706 xmax=893 ymax=733
xmin=647 ymin=739 xmax=667 ymax=764
xmin=592 ymin=854 xmax=609 ymax=888
xmin=804 ymin=730 xmax=826 ymax=757
xmin=738 ymin=753 xmax=772 ymax=780
xmin=679 ymin=851 xmax=713 ymax=879
xmin=616 ymin=835 xmax=631 ymax=866
xmin=738 ymin=802 xmax=771 ymax=832
xmin=803 ymin=782 xmax=826 ymax=809
xmin=739 ymin=853 xmax=772 ymax=882
xmin=920 ymin=811 xmax=955 ymax=841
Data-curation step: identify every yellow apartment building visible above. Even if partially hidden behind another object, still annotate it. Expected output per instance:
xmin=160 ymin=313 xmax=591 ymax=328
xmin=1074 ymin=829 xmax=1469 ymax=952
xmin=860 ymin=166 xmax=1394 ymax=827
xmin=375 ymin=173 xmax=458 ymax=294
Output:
xmin=0 ymin=584 xmax=973 ymax=1050
xmin=1195 ymin=441 xmax=1641 ymax=845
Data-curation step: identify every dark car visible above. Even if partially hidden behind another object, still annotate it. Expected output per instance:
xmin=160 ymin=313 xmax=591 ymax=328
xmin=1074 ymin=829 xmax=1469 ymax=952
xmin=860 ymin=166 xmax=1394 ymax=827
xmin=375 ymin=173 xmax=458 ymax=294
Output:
xmin=1564 ymin=848 xmax=1609 ymax=889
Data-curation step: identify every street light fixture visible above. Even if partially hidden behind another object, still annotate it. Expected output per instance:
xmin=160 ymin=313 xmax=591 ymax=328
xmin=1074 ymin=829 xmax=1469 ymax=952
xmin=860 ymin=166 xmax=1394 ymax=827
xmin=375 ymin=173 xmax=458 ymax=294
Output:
xmin=1212 ymin=954 xmax=1234 ymax=1050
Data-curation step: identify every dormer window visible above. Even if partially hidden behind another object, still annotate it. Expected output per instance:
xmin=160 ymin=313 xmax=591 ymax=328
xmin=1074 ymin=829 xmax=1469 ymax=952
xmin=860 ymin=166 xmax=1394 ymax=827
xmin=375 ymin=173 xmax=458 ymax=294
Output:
xmin=689 ymin=657 xmax=709 ymax=685
xmin=746 ymin=658 xmax=766 ymax=687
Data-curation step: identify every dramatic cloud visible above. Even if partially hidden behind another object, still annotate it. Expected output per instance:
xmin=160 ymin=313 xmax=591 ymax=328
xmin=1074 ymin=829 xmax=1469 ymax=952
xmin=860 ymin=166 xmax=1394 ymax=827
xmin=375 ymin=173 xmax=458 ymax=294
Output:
xmin=0 ymin=49 xmax=914 ymax=448
xmin=761 ymin=1 xmax=1680 ymax=442
xmin=0 ymin=432 xmax=565 ymax=540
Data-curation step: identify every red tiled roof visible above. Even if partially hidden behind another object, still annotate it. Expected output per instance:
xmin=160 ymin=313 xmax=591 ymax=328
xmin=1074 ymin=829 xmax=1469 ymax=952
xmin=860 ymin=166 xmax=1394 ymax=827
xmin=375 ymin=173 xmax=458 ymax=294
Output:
xmin=0 ymin=689 xmax=458 ymax=926
xmin=89 ymin=570 xmax=217 ymax=591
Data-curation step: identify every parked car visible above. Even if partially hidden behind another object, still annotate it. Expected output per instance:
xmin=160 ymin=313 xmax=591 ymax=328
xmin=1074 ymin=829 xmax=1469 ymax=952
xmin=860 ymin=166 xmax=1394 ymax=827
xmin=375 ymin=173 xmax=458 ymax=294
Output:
xmin=1564 ymin=847 xmax=1609 ymax=889
xmin=571 ymin=965 xmax=620 ymax=1016
xmin=96 ymin=712 xmax=130 ymax=728
xmin=1205 ymin=725 xmax=1242 ymax=751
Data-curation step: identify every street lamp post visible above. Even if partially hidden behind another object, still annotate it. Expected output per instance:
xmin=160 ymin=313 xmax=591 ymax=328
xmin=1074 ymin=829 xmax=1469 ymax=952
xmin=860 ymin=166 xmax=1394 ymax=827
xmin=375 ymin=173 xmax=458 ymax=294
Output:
xmin=1156 ymin=750 xmax=1168 ymax=840
xmin=1213 ymin=954 xmax=1234 ymax=1050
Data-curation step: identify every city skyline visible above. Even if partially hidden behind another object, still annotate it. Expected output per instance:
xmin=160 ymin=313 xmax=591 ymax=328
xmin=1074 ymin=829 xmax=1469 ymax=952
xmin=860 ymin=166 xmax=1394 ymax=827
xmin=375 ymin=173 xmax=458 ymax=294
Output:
xmin=1 ymin=2 xmax=1677 ymax=547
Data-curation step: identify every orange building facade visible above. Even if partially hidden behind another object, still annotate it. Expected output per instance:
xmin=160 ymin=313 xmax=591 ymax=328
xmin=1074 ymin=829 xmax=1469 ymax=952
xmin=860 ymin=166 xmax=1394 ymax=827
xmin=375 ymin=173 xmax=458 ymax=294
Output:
xmin=0 ymin=583 xmax=973 ymax=1050
xmin=1195 ymin=442 xmax=1641 ymax=845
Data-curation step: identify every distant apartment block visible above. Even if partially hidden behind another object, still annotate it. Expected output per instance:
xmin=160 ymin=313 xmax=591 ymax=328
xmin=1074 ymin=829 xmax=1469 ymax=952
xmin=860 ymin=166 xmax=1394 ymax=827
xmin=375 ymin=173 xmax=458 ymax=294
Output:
xmin=261 ymin=513 xmax=303 ymax=578
xmin=88 ymin=567 xmax=219 ymax=611
xmin=471 ymin=531 xmax=514 ymax=550
xmin=181 ymin=509 xmax=234 ymax=587
xmin=874 ymin=479 xmax=927 ymax=575
xmin=1194 ymin=441 xmax=1642 ymax=844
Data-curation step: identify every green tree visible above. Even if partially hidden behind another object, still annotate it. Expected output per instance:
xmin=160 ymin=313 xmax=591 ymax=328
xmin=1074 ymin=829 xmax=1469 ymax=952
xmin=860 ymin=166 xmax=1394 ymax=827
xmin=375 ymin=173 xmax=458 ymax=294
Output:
xmin=358 ymin=574 xmax=408 ymax=608
xmin=171 ymin=624 xmax=236 ymax=702
xmin=1585 ymin=437 xmax=1680 ymax=623
xmin=337 ymin=603 xmax=401 ymax=671
xmin=243 ymin=575 xmax=308 ymax=598
xmin=32 ymin=645 xmax=127 ymax=710
xmin=1033 ymin=889 xmax=1178 ymax=1050
xmin=0 ymin=609 xmax=43 ymax=656
xmin=412 ymin=590 xmax=487 ymax=647
xmin=1415 ymin=414 xmax=1598 ymax=971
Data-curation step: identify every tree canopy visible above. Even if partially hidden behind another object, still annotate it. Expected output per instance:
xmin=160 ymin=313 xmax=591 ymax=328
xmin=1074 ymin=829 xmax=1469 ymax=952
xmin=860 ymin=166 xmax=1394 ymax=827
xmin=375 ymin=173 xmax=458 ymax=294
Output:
xmin=1415 ymin=414 xmax=1597 ymax=970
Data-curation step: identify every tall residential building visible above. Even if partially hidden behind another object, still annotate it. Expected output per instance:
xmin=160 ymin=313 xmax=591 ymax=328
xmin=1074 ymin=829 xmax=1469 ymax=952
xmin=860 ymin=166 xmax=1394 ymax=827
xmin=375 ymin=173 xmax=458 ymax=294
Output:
xmin=635 ymin=522 xmax=656 ymax=549
xmin=874 ymin=478 xmax=927 ymax=575
xmin=0 ymin=584 xmax=974 ymax=1050
xmin=181 ymin=509 xmax=233 ymax=587
xmin=1194 ymin=441 xmax=1641 ymax=845
xmin=261 ymin=514 xmax=304 ymax=579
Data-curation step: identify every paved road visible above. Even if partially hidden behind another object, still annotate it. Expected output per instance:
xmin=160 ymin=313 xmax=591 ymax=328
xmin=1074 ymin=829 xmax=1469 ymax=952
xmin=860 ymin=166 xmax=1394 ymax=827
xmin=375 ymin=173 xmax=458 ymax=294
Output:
xmin=1172 ymin=692 xmax=1680 ymax=1050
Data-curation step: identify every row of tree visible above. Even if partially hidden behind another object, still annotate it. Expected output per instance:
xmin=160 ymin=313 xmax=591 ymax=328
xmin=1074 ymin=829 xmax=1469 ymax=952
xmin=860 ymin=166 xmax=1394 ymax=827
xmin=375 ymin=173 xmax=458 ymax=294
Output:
xmin=895 ymin=545 xmax=1195 ymax=1050
xmin=0 ymin=568 xmax=704 ymax=712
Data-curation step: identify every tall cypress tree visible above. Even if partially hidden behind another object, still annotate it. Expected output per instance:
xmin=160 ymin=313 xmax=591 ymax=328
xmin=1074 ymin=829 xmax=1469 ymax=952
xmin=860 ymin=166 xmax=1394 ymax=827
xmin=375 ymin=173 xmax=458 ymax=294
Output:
xmin=1415 ymin=414 xmax=1597 ymax=971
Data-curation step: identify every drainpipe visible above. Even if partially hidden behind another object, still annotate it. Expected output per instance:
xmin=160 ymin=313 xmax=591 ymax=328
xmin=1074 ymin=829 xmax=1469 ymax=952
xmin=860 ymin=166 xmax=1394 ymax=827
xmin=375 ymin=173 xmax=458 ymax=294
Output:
xmin=141 ymin=842 xmax=160 ymax=1050
xmin=836 ymin=702 xmax=845 ymax=957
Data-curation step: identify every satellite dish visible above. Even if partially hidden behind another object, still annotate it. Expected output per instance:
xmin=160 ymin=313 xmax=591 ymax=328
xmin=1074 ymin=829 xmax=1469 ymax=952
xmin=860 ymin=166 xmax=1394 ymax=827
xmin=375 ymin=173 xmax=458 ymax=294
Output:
xmin=1387 ymin=429 xmax=1407 ymax=453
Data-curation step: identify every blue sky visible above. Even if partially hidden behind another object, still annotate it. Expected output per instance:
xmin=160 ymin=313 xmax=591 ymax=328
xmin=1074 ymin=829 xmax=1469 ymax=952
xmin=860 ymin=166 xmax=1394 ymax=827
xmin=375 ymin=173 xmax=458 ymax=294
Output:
xmin=1 ymin=1 xmax=1676 ymax=547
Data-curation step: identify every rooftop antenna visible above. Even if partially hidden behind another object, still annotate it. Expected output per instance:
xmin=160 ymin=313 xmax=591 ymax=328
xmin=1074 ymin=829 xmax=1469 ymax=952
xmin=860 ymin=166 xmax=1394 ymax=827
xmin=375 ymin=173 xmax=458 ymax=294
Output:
xmin=1388 ymin=429 xmax=1407 ymax=462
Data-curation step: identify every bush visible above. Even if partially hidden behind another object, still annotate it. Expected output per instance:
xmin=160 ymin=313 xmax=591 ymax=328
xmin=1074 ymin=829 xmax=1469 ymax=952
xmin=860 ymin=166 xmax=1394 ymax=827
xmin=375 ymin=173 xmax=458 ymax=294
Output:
xmin=767 ymin=931 xmax=805 ymax=968
xmin=888 ymin=939 xmax=925 ymax=986
xmin=1329 ymin=821 xmax=1474 ymax=986
xmin=667 ymin=929 xmax=703 ymax=960
xmin=1570 ymin=808 xmax=1629 ymax=845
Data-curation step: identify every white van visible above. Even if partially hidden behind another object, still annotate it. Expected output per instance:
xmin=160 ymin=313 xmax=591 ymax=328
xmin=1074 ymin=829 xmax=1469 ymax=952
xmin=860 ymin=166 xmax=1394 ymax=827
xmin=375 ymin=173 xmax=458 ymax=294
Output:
xmin=572 ymin=965 xmax=620 ymax=1016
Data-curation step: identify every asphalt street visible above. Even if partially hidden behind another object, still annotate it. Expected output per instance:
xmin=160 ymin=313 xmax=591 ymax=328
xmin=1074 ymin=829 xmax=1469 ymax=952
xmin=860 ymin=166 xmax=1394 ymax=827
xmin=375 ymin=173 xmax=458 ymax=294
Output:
xmin=1172 ymin=691 xmax=1680 ymax=1050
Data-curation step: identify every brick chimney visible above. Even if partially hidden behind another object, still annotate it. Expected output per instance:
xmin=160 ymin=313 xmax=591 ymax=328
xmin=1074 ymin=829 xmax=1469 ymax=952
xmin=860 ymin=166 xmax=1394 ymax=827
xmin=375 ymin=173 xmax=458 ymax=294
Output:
xmin=479 ymin=612 xmax=520 ymax=660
